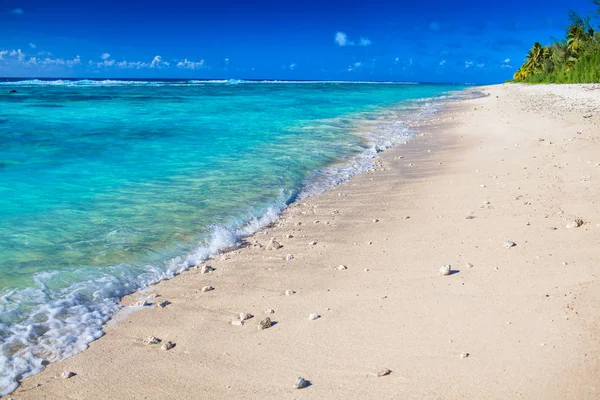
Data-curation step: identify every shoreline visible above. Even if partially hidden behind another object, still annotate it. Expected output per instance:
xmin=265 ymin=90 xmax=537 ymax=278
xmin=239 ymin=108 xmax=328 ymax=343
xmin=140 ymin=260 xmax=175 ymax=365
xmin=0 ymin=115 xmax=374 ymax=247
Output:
xmin=8 ymin=83 xmax=600 ymax=399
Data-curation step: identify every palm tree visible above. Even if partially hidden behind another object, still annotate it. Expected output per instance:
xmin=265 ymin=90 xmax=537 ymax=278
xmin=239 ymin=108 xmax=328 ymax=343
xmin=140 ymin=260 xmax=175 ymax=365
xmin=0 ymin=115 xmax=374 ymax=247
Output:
xmin=567 ymin=23 xmax=589 ymax=59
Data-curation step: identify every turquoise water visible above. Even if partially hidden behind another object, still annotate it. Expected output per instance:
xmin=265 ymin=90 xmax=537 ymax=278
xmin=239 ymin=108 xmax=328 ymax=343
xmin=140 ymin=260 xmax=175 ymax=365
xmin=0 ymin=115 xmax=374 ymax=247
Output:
xmin=0 ymin=79 xmax=466 ymax=394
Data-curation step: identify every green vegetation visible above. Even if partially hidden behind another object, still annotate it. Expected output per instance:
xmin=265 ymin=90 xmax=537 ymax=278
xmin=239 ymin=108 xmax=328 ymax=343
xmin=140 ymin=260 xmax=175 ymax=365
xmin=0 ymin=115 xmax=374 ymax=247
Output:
xmin=513 ymin=1 xmax=600 ymax=83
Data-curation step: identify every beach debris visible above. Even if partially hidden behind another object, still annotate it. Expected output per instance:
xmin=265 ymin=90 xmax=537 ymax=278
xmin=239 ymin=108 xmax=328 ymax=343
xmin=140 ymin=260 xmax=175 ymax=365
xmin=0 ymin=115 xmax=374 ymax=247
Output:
xmin=61 ymin=371 xmax=76 ymax=379
xmin=332 ymin=210 xmax=339 ymax=215
xmin=156 ymin=300 xmax=171 ymax=309
xmin=503 ymin=240 xmax=517 ymax=248
xmin=294 ymin=377 xmax=309 ymax=389
xmin=377 ymin=368 xmax=391 ymax=377
xmin=240 ymin=312 xmax=253 ymax=321
xmin=308 ymin=241 xmax=317 ymax=246
xmin=130 ymin=300 xmax=149 ymax=307
xmin=202 ymin=285 xmax=214 ymax=292
xmin=460 ymin=352 xmax=470 ymax=359
xmin=161 ymin=341 xmax=175 ymax=351
xmin=286 ymin=254 xmax=294 ymax=261
xmin=266 ymin=238 xmax=282 ymax=250
xmin=373 ymin=218 xmax=379 ymax=223
xmin=565 ymin=219 xmax=584 ymax=229
xmin=265 ymin=309 xmax=275 ymax=314
xmin=231 ymin=319 xmax=244 ymax=326
xmin=466 ymin=262 xmax=474 ymax=268
xmin=479 ymin=184 xmax=486 ymax=188
xmin=258 ymin=317 xmax=272 ymax=330
xmin=465 ymin=215 xmax=476 ymax=220
xmin=286 ymin=234 xmax=294 ymax=239
xmin=285 ymin=289 xmax=295 ymax=296
xmin=403 ymin=216 xmax=410 ymax=220
xmin=439 ymin=265 xmax=452 ymax=276
xmin=200 ymin=264 xmax=215 ymax=274
xmin=308 ymin=313 xmax=320 ymax=320
xmin=364 ymin=268 xmax=369 ymax=272
xmin=483 ymin=201 xmax=490 ymax=205
xmin=337 ymin=265 xmax=347 ymax=271
xmin=143 ymin=336 xmax=161 ymax=345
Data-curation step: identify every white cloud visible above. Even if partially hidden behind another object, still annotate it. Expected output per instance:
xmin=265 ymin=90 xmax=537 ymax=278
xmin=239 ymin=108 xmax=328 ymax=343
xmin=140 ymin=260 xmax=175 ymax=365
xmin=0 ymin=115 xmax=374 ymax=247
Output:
xmin=24 ymin=55 xmax=81 ymax=68
xmin=12 ymin=8 xmax=24 ymax=14
xmin=176 ymin=58 xmax=205 ymax=70
xmin=29 ymin=43 xmax=36 ymax=49
xmin=504 ymin=58 xmax=510 ymax=63
xmin=101 ymin=53 xmax=111 ymax=60
xmin=335 ymin=31 xmax=371 ymax=47
xmin=289 ymin=62 xmax=296 ymax=70
xmin=465 ymin=61 xmax=473 ymax=68
xmin=116 ymin=60 xmax=149 ymax=69
xmin=439 ymin=59 xmax=446 ymax=66
xmin=335 ymin=32 xmax=350 ymax=46
xmin=477 ymin=63 xmax=485 ymax=68
xmin=429 ymin=22 xmax=440 ymax=31
xmin=501 ymin=64 xmax=513 ymax=69
xmin=354 ymin=62 xmax=361 ymax=67
xmin=0 ymin=50 xmax=7 ymax=60
xmin=394 ymin=56 xmax=399 ymax=64
xmin=358 ymin=37 xmax=372 ymax=47
xmin=150 ymin=55 xmax=168 ymax=68
xmin=224 ymin=58 xmax=229 ymax=64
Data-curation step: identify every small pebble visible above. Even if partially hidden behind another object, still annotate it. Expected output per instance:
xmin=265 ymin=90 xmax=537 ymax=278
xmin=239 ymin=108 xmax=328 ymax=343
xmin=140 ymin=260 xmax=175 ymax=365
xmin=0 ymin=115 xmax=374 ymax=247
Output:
xmin=266 ymin=239 xmax=282 ymax=250
xmin=240 ymin=312 xmax=253 ymax=321
xmin=308 ymin=313 xmax=320 ymax=320
xmin=231 ymin=319 xmax=244 ymax=326
xmin=294 ymin=377 xmax=308 ymax=389
xmin=258 ymin=317 xmax=272 ymax=330
xmin=460 ymin=352 xmax=469 ymax=359
xmin=161 ymin=341 xmax=175 ymax=351
xmin=503 ymin=240 xmax=516 ymax=248
xmin=565 ymin=219 xmax=584 ymax=229
xmin=265 ymin=308 xmax=275 ymax=314
xmin=285 ymin=289 xmax=295 ymax=296
xmin=202 ymin=286 xmax=214 ymax=292
xmin=373 ymin=219 xmax=379 ymax=223
xmin=403 ymin=216 xmax=410 ymax=220
xmin=377 ymin=368 xmax=391 ymax=377
xmin=130 ymin=300 xmax=149 ymax=307
xmin=308 ymin=241 xmax=317 ymax=246
xmin=143 ymin=336 xmax=161 ymax=345
xmin=200 ymin=264 xmax=214 ymax=274
xmin=337 ymin=265 xmax=347 ymax=271
xmin=61 ymin=371 xmax=76 ymax=379
xmin=286 ymin=254 xmax=294 ymax=261
xmin=157 ymin=300 xmax=171 ymax=308
xmin=466 ymin=262 xmax=474 ymax=268
xmin=439 ymin=265 xmax=451 ymax=276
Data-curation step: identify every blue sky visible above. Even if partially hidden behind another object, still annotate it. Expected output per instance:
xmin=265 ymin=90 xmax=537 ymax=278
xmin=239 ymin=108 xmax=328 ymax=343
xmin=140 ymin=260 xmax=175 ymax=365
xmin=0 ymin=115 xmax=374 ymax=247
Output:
xmin=0 ymin=0 xmax=596 ymax=83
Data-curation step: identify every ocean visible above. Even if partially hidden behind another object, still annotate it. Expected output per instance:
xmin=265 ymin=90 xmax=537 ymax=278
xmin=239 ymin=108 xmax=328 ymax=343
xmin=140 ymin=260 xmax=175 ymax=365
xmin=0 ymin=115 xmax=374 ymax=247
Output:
xmin=0 ymin=79 xmax=468 ymax=395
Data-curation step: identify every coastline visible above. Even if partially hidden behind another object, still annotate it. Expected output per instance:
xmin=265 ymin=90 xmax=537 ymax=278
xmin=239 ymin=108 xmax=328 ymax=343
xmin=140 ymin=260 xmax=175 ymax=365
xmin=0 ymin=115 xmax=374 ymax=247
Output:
xmin=9 ymin=83 xmax=600 ymax=399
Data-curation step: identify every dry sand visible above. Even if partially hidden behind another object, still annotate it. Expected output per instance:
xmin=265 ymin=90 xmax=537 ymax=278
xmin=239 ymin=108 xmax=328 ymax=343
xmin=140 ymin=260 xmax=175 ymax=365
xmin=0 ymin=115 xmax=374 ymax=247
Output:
xmin=8 ymin=83 xmax=600 ymax=399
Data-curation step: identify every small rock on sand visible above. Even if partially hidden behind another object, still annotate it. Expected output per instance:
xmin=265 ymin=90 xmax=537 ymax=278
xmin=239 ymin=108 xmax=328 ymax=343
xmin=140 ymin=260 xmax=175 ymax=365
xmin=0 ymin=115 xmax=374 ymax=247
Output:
xmin=566 ymin=219 xmax=584 ymax=229
xmin=337 ymin=265 xmax=347 ymax=271
xmin=161 ymin=341 xmax=175 ymax=351
xmin=61 ymin=371 xmax=76 ymax=379
xmin=266 ymin=239 xmax=282 ymax=250
xmin=373 ymin=219 xmax=379 ymax=223
xmin=286 ymin=254 xmax=294 ymax=260
xmin=200 ymin=264 xmax=214 ymax=274
xmin=130 ymin=300 xmax=149 ymax=307
xmin=143 ymin=336 xmax=161 ymax=345
xmin=308 ymin=313 xmax=319 ymax=320
xmin=439 ymin=265 xmax=451 ymax=276
xmin=460 ymin=352 xmax=470 ymax=359
xmin=258 ymin=317 xmax=272 ymax=330
xmin=503 ymin=240 xmax=516 ymax=248
xmin=466 ymin=262 xmax=474 ymax=268
xmin=157 ymin=300 xmax=171 ymax=308
xmin=294 ymin=377 xmax=308 ymax=389
xmin=308 ymin=241 xmax=317 ymax=246
xmin=202 ymin=286 xmax=214 ymax=292
xmin=377 ymin=368 xmax=391 ymax=377
xmin=239 ymin=312 xmax=253 ymax=321
xmin=265 ymin=309 xmax=275 ymax=314
xmin=285 ymin=289 xmax=295 ymax=296
xmin=231 ymin=319 xmax=244 ymax=326
xmin=403 ymin=216 xmax=410 ymax=220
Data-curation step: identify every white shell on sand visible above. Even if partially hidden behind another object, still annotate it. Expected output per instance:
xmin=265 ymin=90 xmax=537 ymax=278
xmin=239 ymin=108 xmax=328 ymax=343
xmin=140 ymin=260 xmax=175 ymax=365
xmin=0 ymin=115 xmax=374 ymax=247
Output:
xmin=285 ymin=289 xmax=295 ymax=296
xmin=286 ymin=254 xmax=294 ymax=261
xmin=231 ymin=319 xmax=244 ymax=326
xmin=308 ymin=313 xmax=319 ymax=320
xmin=61 ymin=371 xmax=75 ymax=379
xmin=202 ymin=286 xmax=214 ymax=292
xmin=161 ymin=341 xmax=175 ymax=351
xmin=503 ymin=240 xmax=517 ymax=248
xmin=143 ymin=336 xmax=161 ymax=345
xmin=258 ymin=317 xmax=272 ymax=330
xmin=377 ymin=368 xmax=391 ymax=377
xmin=460 ymin=352 xmax=470 ymax=359
xmin=200 ymin=264 xmax=214 ymax=274
xmin=266 ymin=239 xmax=282 ymax=250
xmin=566 ymin=219 xmax=584 ymax=228
xmin=308 ymin=241 xmax=317 ymax=246
xmin=239 ymin=312 xmax=253 ymax=321
xmin=466 ymin=263 xmax=474 ymax=268
xmin=337 ymin=265 xmax=347 ymax=271
xmin=294 ymin=377 xmax=308 ymax=389
xmin=439 ymin=265 xmax=451 ymax=275
xmin=265 ymin=309 xmax=275 ymax=314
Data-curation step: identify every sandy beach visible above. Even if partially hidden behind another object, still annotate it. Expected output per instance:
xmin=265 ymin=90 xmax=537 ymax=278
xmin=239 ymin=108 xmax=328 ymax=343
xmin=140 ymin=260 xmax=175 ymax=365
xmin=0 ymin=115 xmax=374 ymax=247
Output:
xmin=8 ymin=83 xmax=600 ymax=399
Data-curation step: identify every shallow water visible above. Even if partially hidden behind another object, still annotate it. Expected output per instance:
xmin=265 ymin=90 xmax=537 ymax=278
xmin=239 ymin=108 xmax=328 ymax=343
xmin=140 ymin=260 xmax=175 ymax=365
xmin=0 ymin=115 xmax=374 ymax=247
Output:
xmin=0 ymin=78 xmax=467 ymax=394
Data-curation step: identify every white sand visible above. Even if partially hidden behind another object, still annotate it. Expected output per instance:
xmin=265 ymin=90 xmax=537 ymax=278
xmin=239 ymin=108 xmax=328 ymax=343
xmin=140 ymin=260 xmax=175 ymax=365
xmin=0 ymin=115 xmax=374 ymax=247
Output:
xmin=9 ymin=83 xmax=600 ymax=400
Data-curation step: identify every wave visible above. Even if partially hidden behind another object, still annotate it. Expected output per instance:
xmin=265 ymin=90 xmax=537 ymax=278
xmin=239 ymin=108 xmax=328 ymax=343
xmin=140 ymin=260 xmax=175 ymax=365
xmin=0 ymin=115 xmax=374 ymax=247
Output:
xmin=0 ymin=87 xmax=483 ymax=397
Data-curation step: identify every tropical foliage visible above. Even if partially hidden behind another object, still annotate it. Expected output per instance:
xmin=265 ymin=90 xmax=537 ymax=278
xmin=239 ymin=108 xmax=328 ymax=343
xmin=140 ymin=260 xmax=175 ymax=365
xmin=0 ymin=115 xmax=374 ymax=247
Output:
xmin=513 ymin=1 xmax=600 ymax=83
